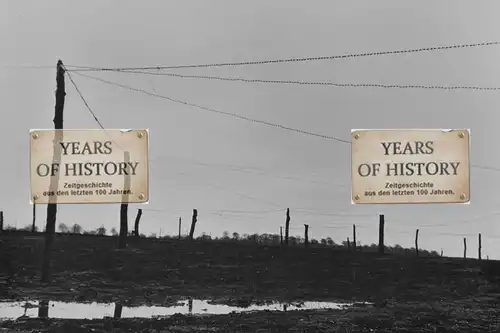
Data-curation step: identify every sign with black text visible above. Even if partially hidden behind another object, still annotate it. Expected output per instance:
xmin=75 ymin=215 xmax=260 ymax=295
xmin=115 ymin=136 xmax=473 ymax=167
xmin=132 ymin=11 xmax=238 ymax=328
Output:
xmin=30 ymin=129 xmax=149 ymax=204
xmin=351 ymin=129 xmax=470 ymax=204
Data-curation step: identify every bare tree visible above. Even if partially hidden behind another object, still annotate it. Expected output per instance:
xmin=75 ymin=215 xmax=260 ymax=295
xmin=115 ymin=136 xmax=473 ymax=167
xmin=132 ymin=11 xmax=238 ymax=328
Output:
xmin=71 ymin=224 xmax=82 ymax=234
xmin=58 ymin=223 xmax=69 ymax=233
xmin=96 ymin=226 xmax=106 ymax=236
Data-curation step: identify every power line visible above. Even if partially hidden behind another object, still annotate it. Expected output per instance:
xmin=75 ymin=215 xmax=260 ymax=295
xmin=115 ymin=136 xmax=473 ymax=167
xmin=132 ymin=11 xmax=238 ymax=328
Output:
xmin=72 ymin=71 xmax=350 ymax=143
xmin=64 ymin=68 xmax=107 ymax=130
xmin=66 ymin=40 xmax=500 ymax=72
xmin=64 ymin=66 xmax=124 ymax=150
xmin=0 ymin=64 xmax=84 ymax=70
xmin=79 ymin=69 xmax=500 ymax=91
xmin=72 ymin=72 xmax=500 ymax=174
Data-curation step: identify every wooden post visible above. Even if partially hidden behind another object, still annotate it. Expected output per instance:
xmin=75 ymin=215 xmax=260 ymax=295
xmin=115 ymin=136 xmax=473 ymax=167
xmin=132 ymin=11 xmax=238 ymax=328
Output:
xmin=463 ymin=237 xmax=467 ymax=259
xmin=118 ymin=151 xmax=130 ymax=249
xmin=352 ymin=224 xmax=356 ymax=252
xmin=134 ymin=209 xmax=142 ymax=237
xmin=32 ymin=204 xmax=36 ymax=232
xmin=415 ymin=229 xmax=419 ymax=257
xmin=478 ymin=233 xmax=482 ymax=260
xmin=41 ymin=60 xmax=65 ymax=283
xmin=378 ymin=214 xmax=385 ymax=254
xmin=178 ymin=217 xmax=181 ymax=239
xmin=189 ymin=209 xmax=197 ymax=240
xmin=280 ymin=226 xmax=283 ymax=246
xmin=0 ymin=211 xmax=3 ymax=231
xmin=304 ymin=224 xmax=309 ymax=248
xmin=347 ymin=237 xmax=351 ymax=252
xmin=285 ymin=208 xmax=290 ymax=246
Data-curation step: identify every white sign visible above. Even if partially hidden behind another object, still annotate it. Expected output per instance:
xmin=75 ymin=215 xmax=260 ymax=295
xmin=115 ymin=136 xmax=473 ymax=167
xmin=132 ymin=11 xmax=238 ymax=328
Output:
xmin=351 ymin=129 xmax=470 ymax=204
xmin=30 ymin=129 xmax=149 ymax=204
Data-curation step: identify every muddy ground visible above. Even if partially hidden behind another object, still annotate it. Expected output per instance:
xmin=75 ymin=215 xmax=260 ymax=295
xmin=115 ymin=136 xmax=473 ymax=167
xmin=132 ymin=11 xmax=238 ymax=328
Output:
xmin=2 ymin=231 xmax=500 ymax=331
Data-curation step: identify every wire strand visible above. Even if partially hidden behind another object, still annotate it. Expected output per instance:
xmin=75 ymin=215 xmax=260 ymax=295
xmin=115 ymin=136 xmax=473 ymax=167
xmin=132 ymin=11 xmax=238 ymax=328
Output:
xmin=75 ymin=69 xmax=500 ymax=91
xmin=70 ymin=71 xmax=500 ymax=174
xmin=72 ymin=71 xmax=351 ymax=143
xmin=67 ymin=40 xmax=500 ymax=72
xmin=63 ymin=65 xmax=124 ymax=150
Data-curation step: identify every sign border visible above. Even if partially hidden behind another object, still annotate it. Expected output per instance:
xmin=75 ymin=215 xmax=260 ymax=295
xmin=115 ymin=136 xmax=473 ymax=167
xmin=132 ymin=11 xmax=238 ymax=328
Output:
xmin=350 ymin=128 xmax=471 ymax=205
xmin=29 ymin=128 xmax=150 ymax=205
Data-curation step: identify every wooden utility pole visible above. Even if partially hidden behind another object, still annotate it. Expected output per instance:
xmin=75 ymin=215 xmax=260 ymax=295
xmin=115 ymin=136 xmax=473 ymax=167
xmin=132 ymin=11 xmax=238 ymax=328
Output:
xmin=352 ymin=224 xmax=356 ymax=252
xmin=378 ymin=214 xmax=385 ymax=254
xmin=32 ymin=204 xmax=36 ymax=232
xmin=178 ymin=217 xmax=181 ymax=239
xmin=304 ymin=224 xmax=309 ymax=248
xmin=118 ymin=151 xmax=130 ymax=249
xmin=463 ymin=237 xmax=467 ymax=259
xmin=415 ymin=229 xmax=419 ymax=257
xmin=189 ymin=209 xmax=197 ymax=240
xmin=134 ymin=209 xmax=142 ymax=237
xmin=285 ymin=208 xmax=290 ymax=246
xmin=41 ymin=60 xmax=65 ymax=283
xmin=478 ymin=233 xmax=482 ymax=260
xmin=0 ymin=211 xmax=3 ymax=232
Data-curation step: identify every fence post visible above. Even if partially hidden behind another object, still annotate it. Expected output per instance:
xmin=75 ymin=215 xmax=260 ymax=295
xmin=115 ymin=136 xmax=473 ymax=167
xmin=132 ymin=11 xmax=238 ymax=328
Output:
xmin=463 ymin=238 xmax=467 ymax=259
xmin=347 ymin=237 xmax=351 ymax=252
xmin=353 ymin=224 xmax=356 ymax=252
xmin=285 ymin=208 xmax=290 ymax=246
xmin=478 ymin=233 xmax=482 ymax=260
xmin=415 ymin=229 xmax=419 ymax=257
xmin=118 ymin=151 xmax=130 ymax=249
xmin=134 ymin=209 xmax=142 ymax=237
xmin=178 ymin=217 xmax=181 ymax=240
xmin=189 ymin=209 xmax=197 ymax=241
xmin=304 ymin=224 xmax=309 ymax=248
xmin=378 ymin=214 xmax=385 ymax=254
xmin=32 ymin=204 xmax=36 ymax=232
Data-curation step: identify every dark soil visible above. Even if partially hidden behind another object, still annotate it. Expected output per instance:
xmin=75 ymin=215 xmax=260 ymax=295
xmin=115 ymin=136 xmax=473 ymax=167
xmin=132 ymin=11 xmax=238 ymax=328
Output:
xmin=2 ymin=231 xmax=500 ymax=331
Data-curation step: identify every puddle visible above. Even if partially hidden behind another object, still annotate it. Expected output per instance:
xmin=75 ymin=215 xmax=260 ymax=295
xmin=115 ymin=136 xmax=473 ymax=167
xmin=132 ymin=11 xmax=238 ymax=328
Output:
xmin=0 ymin=299 xmax=355 ymax=320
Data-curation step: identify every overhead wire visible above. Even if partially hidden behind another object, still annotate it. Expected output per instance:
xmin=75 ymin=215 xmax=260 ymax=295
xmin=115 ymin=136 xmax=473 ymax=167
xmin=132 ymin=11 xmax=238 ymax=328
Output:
xmin=64 ymin=65 xmax=125 ymax=150
xmin=66 ymin=40 xmax=500 ymax=71
xmin=64 ymin=67 xmax=107 ymax=130
xmin=78 ymin=69 xmax=500 ymax=91
xmin=71 ymin=71 xmax=500 ymax=175
xmin=71 ymin=71 xmax=350 ymax=143
xmin=63 ymin=59 xmax=500 ymax=244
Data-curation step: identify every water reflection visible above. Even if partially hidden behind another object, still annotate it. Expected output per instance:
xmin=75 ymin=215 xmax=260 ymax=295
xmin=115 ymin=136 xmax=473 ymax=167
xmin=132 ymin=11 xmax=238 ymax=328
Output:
xmin=113 ymin=303 xmax=123 ymax=319
xmin=0 ymin=299 xmax=355 ymax=320
xmin=38 ymin=300 xmax=49 ymax=318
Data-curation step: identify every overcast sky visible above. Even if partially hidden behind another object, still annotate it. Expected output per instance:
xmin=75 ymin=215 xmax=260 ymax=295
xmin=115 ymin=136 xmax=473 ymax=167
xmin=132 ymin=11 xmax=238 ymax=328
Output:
xmin=2 ymin=1 xmax=500 ymax=258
